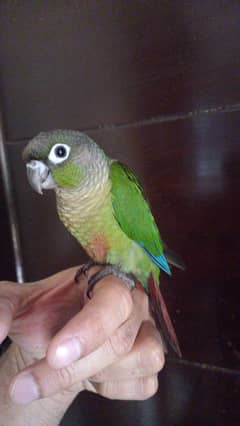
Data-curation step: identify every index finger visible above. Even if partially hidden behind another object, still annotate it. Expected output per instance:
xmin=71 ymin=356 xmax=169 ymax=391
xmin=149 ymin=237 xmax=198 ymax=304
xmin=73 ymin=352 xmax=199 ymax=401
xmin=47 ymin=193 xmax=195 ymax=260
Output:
xmin=0 ymin=282 xmax=21 ymax=343
xmin=47 ymin=275 xmax=133 ymax=369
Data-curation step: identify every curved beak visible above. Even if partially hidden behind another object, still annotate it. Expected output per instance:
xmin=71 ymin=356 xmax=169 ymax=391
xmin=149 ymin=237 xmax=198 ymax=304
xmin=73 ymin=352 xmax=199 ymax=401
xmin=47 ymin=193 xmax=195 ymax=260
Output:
xmin=26 ymin=160 xmax=56 ymax=194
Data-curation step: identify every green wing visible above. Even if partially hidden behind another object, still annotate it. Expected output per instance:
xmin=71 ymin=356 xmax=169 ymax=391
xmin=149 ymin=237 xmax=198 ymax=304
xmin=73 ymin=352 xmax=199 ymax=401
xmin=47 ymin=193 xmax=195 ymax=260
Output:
xmin=110 ymin=160 xmax=163 ymax=257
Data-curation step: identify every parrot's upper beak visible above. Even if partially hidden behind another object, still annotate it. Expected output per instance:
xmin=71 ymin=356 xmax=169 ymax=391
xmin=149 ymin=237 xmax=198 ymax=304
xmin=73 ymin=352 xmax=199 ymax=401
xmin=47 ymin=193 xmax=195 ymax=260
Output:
xmin=26 ymin=160 xmax=56 ymax=194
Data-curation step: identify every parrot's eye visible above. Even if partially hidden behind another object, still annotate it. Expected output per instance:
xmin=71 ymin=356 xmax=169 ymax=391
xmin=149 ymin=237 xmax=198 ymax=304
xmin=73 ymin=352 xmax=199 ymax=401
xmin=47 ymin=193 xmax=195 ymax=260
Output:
xmin=55 ymin=145 xmax=66 ymax=157
xmin=48 ymin=143 xmax=71 ymax=165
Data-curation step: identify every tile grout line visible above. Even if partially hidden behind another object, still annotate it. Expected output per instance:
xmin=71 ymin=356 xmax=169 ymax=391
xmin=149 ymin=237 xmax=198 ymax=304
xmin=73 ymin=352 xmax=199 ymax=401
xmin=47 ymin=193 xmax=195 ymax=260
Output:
xmin=0 ymin=112 xmax=25 ymax=283
xmin=169 ymin=357 xmax=240 ymax=376
xmin=6 ymin=101 xmax=240 ymax=143
xmin=82 ymin=102 xmax=240 ymax=132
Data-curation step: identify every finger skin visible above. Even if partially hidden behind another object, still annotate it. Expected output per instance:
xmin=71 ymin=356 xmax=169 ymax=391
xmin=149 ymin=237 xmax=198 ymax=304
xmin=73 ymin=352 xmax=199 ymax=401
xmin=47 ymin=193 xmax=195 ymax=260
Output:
xmin=47 ymin=275 xmax=134 ymax=369
xmin=91 ymin=321 xmax=165 ymax=382
xmin=6 ymin=268 xmax=161 ymax=404
xmin=9 ymin=358 xmax=159 ymax=403
xmin=9 ymin=284 xmax=152 ymax=403
xmin=0 ymin=300 xmax=14 ymax=343
xmin=0 ymin=282 xmax=21 ymax=343
xmin=9 ymin=331 xmax=133 ymax=402
xmin=9 ymin=289 xmax=149 ymax=401
xmin=95 ymin=375 xmax=159 ymax=401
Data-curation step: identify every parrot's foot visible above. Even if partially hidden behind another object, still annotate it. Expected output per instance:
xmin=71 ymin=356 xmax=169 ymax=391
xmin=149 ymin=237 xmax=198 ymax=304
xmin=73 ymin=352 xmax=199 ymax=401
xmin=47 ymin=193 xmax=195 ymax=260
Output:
xmin=74 ymin=260 xmax=100 ymax=283
xmin=87 ymin=265 xmax=136 ymax=298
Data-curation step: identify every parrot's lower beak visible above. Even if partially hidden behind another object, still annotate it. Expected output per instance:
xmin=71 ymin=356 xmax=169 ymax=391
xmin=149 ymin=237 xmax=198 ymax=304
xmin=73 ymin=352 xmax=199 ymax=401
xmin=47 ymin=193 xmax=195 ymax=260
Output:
xmin=26 ymin=160 xmax=56 ymax=194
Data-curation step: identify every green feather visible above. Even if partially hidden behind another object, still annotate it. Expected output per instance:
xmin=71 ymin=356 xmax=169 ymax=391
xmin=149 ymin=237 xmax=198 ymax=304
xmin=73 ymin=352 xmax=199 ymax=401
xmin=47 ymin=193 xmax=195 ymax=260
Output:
xmin=52 ymin=161 xmax=82 ymax=188
xmin=110 ymin=161 xmax=164 ymax=257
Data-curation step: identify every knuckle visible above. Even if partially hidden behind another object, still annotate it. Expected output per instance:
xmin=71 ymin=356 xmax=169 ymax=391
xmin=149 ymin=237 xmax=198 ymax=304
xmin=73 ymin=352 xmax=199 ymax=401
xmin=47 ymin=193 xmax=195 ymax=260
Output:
xmin=132 ymin=289 xmax=149 ymax=322
xmin=56 ymin=364 xmax=75 ymax=389
xmin=108 ymin=323 xmax=134 ymax=357
xmin=138 ymin=290 xmax=149 ymax=314
xmin=138 ymin=337 xmax=165 ymax=374
xmin=87 ymin=306 xmax=110 ymax=340
xmin=139 ymin=376 xmax=159 ymax=400
xmin=98 ymin=381 xmax=115 ymax=399
xmin=149 ymin=342 xmax=165 ymax=373
xmin=117 ymin=285 xmax=133 ymax=321
xmin=90 ymin=369 xmax=106 ymax=383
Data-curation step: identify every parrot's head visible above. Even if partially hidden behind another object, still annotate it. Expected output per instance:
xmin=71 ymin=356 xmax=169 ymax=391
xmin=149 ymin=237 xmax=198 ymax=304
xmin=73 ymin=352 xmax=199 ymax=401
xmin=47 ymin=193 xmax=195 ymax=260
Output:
xmin=23 ymin=130 xmax=108 ymax=194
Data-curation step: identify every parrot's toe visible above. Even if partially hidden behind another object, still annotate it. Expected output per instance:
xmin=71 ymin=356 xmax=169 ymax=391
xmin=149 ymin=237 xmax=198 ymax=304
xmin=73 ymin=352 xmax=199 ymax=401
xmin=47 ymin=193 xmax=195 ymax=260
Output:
xmin=87 ymin=265 xmax=136 ymax=298
xmin=74 ymin=260 xmax=100 ymax=283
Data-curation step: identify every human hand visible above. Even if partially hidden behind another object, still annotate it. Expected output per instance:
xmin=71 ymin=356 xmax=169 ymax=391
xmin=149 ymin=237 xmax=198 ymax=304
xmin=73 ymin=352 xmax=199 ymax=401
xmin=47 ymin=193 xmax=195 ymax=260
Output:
xmin=0 ymin=266 xmax=164 ymax=405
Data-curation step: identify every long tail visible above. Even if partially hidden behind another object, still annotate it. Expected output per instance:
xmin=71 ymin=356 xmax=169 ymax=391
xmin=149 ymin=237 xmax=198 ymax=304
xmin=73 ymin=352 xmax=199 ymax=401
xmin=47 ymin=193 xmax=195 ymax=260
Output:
xmin=148 ymin=273 xmax=182 ymax=357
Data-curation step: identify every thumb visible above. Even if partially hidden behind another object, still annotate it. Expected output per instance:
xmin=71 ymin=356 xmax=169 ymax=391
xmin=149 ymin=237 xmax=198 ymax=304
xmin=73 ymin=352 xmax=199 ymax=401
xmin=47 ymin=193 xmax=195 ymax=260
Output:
xmin=0 ymin=282 xmax=20 ymax=343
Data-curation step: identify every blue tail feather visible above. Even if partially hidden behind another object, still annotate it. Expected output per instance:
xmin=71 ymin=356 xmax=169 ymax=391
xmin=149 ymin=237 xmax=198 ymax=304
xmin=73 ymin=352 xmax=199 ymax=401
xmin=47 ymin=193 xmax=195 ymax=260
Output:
xmin=137 ymin=242 xmax=172 ymax=275
xmin=155 ymin=253 xmax=172 ymax=275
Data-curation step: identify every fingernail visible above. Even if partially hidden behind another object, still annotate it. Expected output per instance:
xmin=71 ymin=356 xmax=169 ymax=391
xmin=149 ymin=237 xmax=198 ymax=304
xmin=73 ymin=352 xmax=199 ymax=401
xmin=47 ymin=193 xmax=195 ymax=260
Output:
xmin=53 ymin=337 xmax=82 ymax=368
xmin=10 ymin=373 xmax=39 ymax=404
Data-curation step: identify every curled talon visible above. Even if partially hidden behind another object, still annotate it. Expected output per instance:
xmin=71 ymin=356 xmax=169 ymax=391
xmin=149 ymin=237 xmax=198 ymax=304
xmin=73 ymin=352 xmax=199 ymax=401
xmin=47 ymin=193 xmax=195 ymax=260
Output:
xmin=74 ymin=260 xmax=99 ymax=283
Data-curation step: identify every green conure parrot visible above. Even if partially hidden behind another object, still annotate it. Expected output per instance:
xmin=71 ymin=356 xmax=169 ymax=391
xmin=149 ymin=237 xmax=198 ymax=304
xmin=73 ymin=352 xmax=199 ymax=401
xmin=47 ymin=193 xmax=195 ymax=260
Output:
xmin=23 ymin=130 xmax=183 ymax=356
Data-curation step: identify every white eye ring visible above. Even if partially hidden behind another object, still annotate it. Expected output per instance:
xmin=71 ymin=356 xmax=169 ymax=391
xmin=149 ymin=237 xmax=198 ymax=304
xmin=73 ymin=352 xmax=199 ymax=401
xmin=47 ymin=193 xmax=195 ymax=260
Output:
xmin=48 ymin=143 xmax=71 ymax=165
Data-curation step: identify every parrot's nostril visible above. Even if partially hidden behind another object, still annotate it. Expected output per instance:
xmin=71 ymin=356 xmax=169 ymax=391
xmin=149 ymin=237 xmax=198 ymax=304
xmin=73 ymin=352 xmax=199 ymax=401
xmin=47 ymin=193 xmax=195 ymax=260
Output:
xmin=27 ymin=160 xmax=38 ymax=169
xmin=27 ymin=160 xmax=49 ymax=179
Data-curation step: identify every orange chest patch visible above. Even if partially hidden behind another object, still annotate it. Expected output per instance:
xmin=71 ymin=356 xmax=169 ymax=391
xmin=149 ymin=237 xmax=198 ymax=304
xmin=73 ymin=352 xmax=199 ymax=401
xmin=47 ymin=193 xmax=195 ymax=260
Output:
xmin=86 ymin=234 xmax=109 ymax=262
